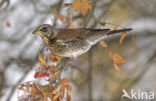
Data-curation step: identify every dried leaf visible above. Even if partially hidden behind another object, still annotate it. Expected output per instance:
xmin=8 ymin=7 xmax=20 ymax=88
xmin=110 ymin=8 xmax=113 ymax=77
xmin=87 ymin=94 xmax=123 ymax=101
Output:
xmin=64 ymin=84 xmax=72 ymax=92
xmin=53 ymin=10 xmax=64 ymax=22
xmin=60 ymin=78 xmax=70 ymax=86
xmin=113 ymin=62 xmax=120 ymax=72
xmin=26 ymin=82 xmax=30 ymax=93
xmin=109 ymin=49 xmax=125 ymax=64
xmin=100 ymin=40 xmax=108 ymax=47
xmin=52 ymin=88 xmax=58 ymax=95
xmin=60 ymin=86 xmax=65 ymax=99
xmin=43 ymin=92 xmax=48 ymax=101
xmin=38 ymin=85 xmax=48 ymax=101
xmin=57 ymin=15 xmax=64 ymax=22
xmin=47 ymin=92 xmax=52 ymax=98
xmin=82 ymin=6 xmax=87 ymax=15
xmin=31 ymin=89 xmax=36 ymax=96
xmin=40 ymin=93 xmax=44 ymax=100
xmin=38 ymin=52 xmax=46 ymax=67
xmin=6 ymin=21 xmax=11 ymax=27
xmin=119 ymin=32 xmax=127 ymax=44
xmin=53 ymin=93 xmax=61 ymax=101
xmin=82 ymin=0 xmax=92 ymax=15
xmin=38 ymin=84 xmax=44 ymax=92
xmin=72 ymin=0 xmax=92 ymax=15
xmin=72 ymin=0 xmax=82 ymax=11
xmin=66 ymin=91 xmax=71 ymax=101
xmin=32 ymin=83 xmax=37 ymax=89
xmin=131 ymin=36 xmax=138 ymax=51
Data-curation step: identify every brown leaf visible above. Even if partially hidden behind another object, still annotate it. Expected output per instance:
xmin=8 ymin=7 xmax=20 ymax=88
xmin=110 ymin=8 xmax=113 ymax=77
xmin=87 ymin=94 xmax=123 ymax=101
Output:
xmin=109 ymin=49 xmax=125 ymax=64
xmin=38 ymin=84 xmax=44 ymax=92
xmin=52 ymin=88 xmax=58 ymax=95
xmin=131 ymin=35 xmax=138 ymax=51
xmin=38 ymin=85 xmax=48 ymax=101
xmin=66 ymin=91 xmax=71 ymax=101
xmin=38 ymin=52 xmax=46 ymax=67
xmin=26 ymin=82 xmax=30 ymax=93
xmin=32 ymin=83 xmax=37 ymax=89
xmin=53 ymin=93 xmax=61 ymax=101
xmin=31 ymin=89 xmax=36 ymax=96
xmin=72 ymin=0 xmax=92 ymax=15
xmin=60 ymin=78 xmax=70 ymax=86
xmin=100 ymin=40 xmax=108 ymax=47
xmin=47 ymin=92 xmax=52 ymax=99
xmin=53 ymin=10 xmax=64 ymax=22
xmin=71 ymin=0 xmax=82 ymax=11
xmin=113 ymin=62 xmax=120 ymax=72
xmin=6 ymin=21 xmax=11 ymax=27
xmin=82 ymin=0 xmax=92 ymax=15
xmin=64 ymin=84 xmax=72 ymax=92
xmin=119 ymin=32 xmax=126 ymax=44
xmin=60 ymin=86 xmax=65 ymax=99
xmin=43 ymin=92 xmax=48 ymax=101
xmin=57 ymin=15 xmax=64 ymax=22
xmin=40 ymin=93 xmax=44 ymax=100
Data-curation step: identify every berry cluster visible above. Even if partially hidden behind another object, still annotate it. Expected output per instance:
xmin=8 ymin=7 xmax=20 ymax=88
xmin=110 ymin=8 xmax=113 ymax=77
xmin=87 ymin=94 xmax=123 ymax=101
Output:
xmin=34 ymin=72 xmax=50 ymax=78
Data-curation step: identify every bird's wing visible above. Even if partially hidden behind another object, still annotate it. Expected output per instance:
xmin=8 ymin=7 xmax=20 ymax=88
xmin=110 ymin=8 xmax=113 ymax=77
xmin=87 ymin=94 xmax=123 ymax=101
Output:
xmin=56 ymin=29 xmax=89 ymax=43
xmin=55 ymin=28 xmax=111 ymax=45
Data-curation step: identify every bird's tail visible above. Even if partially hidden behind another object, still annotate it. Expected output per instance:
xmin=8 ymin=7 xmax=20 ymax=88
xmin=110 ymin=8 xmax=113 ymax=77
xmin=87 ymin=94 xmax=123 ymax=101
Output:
xmin=107 ymin=28 xmax=132 ymax=35
xmin=87 ymin=28 xmax=132 ymax=45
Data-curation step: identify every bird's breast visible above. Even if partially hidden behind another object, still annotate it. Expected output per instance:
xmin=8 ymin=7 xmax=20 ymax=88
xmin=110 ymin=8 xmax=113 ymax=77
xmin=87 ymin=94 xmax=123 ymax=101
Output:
xmin=63 ymin=40 xmax=91 ymax=57
xmin=45 ymin=39 xmax=91 ymax=57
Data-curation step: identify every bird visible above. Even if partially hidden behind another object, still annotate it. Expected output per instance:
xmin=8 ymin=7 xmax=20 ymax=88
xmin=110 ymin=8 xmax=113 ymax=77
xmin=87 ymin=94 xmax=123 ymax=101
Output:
xmin=33 ymin=24 xmax=132 ymax=58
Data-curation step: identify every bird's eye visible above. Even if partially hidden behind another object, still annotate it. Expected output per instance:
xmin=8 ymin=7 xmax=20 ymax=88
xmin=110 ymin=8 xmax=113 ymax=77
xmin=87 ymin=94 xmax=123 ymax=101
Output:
xmin=40 ymin=27 xmax=47 ymax=32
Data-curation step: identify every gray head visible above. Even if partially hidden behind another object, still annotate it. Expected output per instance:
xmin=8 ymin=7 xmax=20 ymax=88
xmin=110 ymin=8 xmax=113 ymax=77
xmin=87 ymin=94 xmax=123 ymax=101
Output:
xmin=32 ymin=24 xmax=54 ymax=38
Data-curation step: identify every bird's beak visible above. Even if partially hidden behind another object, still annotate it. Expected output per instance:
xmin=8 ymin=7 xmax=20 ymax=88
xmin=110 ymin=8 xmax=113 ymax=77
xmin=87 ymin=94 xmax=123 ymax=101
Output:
xmin=32 ymin=30 xmax=41 ymax=35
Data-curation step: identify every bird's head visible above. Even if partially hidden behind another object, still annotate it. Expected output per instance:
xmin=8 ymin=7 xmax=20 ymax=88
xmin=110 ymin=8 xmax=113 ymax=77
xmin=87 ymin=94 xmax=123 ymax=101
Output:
xmin=32 ymin=24 xmax=54 ymax=38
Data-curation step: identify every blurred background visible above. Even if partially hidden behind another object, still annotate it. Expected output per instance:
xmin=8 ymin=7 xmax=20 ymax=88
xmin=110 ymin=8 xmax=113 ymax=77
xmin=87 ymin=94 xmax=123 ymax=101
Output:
xmin=0 ymin=0 xmax=156 ymax=101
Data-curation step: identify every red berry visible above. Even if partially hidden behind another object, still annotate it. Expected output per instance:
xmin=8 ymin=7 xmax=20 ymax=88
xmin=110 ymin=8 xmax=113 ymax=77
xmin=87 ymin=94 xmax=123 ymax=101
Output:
xmin=36 ymin=72 xmax=39 ymax=75
xmin=40 ymin=73 xmax=45 ymax=77
xmin=34 ymin=74 xmax=38 ymax=78
xmin=43 ymin=72 xmax=46 ymax=76
xmin=34 ymin=72 xmax=39 ymax=78
xmin=48 ymin=87 xmax=52 ymax=91
xmin=45 ymin=73 xmax=49 ymax=77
